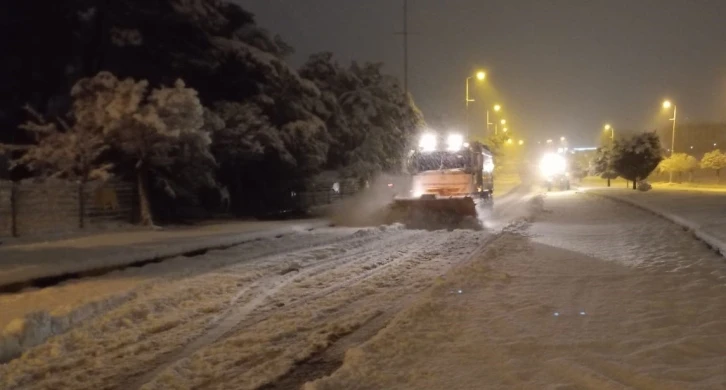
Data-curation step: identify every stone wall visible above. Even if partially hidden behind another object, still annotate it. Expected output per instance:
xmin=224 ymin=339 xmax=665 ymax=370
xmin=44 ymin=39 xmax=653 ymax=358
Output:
xmin=0 ymin=181 xmax=12 ymax=238
xmin=0 ymin=180 xmax=135 ymax=239
xmin=14 ymin=181 xmax=80 ymax=237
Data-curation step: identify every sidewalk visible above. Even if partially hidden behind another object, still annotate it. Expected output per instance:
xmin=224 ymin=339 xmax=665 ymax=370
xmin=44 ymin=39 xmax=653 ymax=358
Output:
xmin=0 ymin=219 xmax=327 ymax=289
xmin=585 ymin=187 xmax=726 ymax=255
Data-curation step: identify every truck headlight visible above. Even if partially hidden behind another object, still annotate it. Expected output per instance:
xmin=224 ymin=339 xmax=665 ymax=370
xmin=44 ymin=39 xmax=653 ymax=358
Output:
xmin=539 ymin=153 xmax=566 ymax=177
xmin=419 ymin=133 xmax=437 ymax=152
xmin=446 ymin=133 xmax=464 ymax=152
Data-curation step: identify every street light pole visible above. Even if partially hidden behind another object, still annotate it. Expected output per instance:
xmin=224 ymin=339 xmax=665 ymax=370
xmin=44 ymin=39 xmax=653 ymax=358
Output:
xmin=669 ymin=105 xmax=677 ymax=184
xmin=465 ymin=77 xmax=473 ymax=136
xmin=465 ymin=71 xmax=485 ymax=137
xmin=670 ymin=105 xmax=677 ymax=156
xmin=488 ymin=104 xmax=501 ymax=135
xmin=663 ymin=100 xmax=677 ymax=183
xmin=604 ymin=124 xmax=614 ymax=187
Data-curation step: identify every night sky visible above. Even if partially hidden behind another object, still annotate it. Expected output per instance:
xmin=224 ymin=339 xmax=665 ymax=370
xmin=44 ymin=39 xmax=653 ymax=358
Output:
xmin=236 ymin=0 xmax=726 ymax=146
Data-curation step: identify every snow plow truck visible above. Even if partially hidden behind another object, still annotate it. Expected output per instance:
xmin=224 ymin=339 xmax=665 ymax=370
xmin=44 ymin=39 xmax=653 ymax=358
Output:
xmin=386 ymin=132 xmax=494 ymax=228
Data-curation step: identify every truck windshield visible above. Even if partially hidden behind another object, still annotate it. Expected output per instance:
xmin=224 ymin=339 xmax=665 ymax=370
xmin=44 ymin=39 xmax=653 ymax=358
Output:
xmin=411 ymin=151 xmax=468 ymax=172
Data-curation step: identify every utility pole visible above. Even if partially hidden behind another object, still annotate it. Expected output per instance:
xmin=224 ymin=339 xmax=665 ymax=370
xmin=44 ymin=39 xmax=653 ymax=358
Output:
xmin=395 ymin=0 xmax=417 ymax=96
xmin=403 ymin=0 xmax=408 ymax=95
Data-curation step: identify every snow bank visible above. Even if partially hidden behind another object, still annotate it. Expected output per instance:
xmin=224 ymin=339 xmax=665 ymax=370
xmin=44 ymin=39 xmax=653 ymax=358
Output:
xmin=0 ymin=292 xmax=134 ymax=363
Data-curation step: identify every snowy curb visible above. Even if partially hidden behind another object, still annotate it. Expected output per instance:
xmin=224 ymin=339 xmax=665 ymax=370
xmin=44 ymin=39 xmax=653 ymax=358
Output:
xmin=587 ymin=190 xmax=726 ymax=257
xmin=1 ymin=292 xmax=136 ymax=364
xmin=0 ymin=221 xmax=329 ymax=292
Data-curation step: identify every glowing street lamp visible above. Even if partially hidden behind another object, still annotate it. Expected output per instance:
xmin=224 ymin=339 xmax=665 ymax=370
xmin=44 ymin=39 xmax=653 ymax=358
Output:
xmin=465 ymin=70 xmax=486 ymax=108
xmin=604 ymin=124 xmax=614 ymax=141
xmin=518 ymin=139 xmax=524 ymax=146
xmin=494 ymin=104 xmax=501 ymax=112
xmin=662 ymin=100 xmax=677 ymax=154
xmin=501 ymin=119 xmax=507 ymax=125
xmin=465 ymin=70 xmax=486 ymax=137
xmin=502 ymin=128 xmax=508 ymax=133
xmin=560 ymin=136 xmax=566 ymax=142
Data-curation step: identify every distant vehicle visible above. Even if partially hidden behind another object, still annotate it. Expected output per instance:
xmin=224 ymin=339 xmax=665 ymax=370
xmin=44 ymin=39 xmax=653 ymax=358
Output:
xmin=539 ymin=152 xmax=570 ymax=191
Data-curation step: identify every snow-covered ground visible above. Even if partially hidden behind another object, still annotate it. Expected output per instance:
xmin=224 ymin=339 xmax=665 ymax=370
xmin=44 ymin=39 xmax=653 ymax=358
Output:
xmin=6 ymin=188 xmax=723 ymax=389
xmin=0 ymin=219 xmax=327 ymax=288
xmin=0 ymin=225 xmax=353 ymax=363
xmin=306 ymin=191 xmax=726 ymax=389
xmin=587 ymin=187 xmax=726 ymax=246
xmin=0 ymin=219 xmax=501 ymax=389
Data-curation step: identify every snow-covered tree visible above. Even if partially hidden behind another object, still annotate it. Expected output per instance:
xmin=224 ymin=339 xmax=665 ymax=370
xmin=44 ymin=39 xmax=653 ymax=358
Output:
xmin=299 ymin=52 xmax=354 ymax=168
xmin=210 ymin=101 xmax=292 ymax=193
xmin=300 ymin=53 xmax=425 ymax=182
xmin=684 ymin=155 xmax=699 ymax=182
xmin=483 ymin=133 xmax=510 ymax=158
xmin=700 ymin=149 xmax=726 ymax=182
xmin=72 ymin=71 xmax=211 ymax=226
xmin=336 ymin=62 xmax=424 ymax=179
xmin=5 ymin=1 xmax=429 ymax=218
xmin=658 ymin=153 xmax=698 ymax=183
xmin=7 ymin=105 xmax=111 ymax=182
xmin=612 ymin=132 xmax=662 ymax=190
xmin=590 ymin=146 xmax=618 ymax=186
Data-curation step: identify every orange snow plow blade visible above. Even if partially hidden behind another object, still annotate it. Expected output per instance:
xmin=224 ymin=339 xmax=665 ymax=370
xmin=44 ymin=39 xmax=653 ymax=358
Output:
xmin=385 ymin=197 xmax=480 ymax=230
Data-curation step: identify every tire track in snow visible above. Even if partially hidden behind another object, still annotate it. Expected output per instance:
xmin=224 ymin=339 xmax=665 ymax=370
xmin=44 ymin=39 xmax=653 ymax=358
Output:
xmin=136 ymin=229 xmax=489 ymax=389
xmin=261 ymin=231 xmax=502 ymax=390
xmin=0 ymin=227 xmax=411 ymax=390
xmin=137 ymin=218 xmax=522 ymax=390
xmin=0 ymin=228 xmax=361 ymax=365
xmin=131 ymin=228 xmax=425 ymax=389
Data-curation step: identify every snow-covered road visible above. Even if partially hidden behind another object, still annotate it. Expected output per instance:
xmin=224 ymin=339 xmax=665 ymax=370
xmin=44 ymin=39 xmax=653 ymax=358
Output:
xmin=307 ymin=191 xmax=726 ymax=389
xmin=0 ymin=223 xmax=496 ymax=389
xmin=3 ymin=188 xmax=725 ymax=390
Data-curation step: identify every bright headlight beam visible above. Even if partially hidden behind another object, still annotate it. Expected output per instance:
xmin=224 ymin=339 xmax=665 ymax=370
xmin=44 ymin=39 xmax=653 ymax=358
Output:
xmin=483 ymin=159 xmax=495 ymax=173
xmin=419 ymin=133 xmax=437 ymax=152
xmin=446 ymin=133 xmax=464 ymax=152
xmin=539 ymin=153 xmax=566 ymax=177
